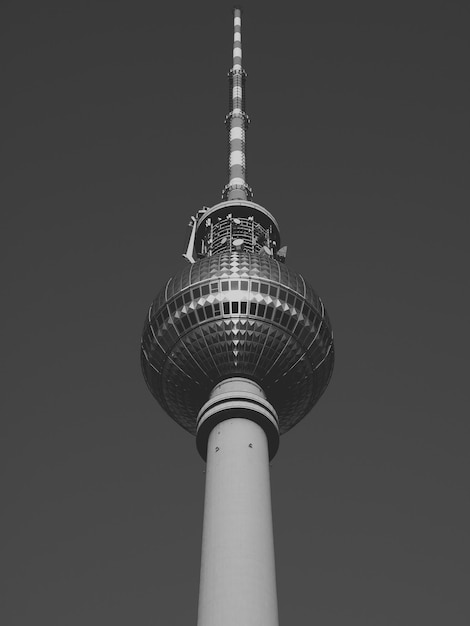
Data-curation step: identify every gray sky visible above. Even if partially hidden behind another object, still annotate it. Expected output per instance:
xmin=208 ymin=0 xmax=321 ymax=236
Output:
xmin=3 ymin=1 xmax=469 ymax=624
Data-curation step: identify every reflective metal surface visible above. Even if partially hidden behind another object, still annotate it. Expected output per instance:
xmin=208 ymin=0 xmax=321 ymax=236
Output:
xmin=141 ymin=252 xmax=334 ymax=435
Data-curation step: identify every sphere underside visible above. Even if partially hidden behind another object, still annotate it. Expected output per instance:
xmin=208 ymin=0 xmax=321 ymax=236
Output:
xmin=141 ymin=252 xmax=334 ymax=435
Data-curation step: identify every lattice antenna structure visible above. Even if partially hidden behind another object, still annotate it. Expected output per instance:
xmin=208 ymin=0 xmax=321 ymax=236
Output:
xmin=222 ymin=7 xmax=252 ymax=201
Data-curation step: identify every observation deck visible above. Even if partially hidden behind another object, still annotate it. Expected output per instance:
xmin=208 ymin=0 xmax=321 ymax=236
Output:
xmin=141 ymin=250 xmax=334 ymax=436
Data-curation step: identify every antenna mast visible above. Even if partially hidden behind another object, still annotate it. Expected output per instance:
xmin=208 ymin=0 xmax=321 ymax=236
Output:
xmin=222 ymin=7 xmax=252 ymax=201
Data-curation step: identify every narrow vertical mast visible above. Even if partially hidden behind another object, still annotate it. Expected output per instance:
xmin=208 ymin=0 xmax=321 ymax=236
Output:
xmin=223 ymin=7 xmax=252 ymax=201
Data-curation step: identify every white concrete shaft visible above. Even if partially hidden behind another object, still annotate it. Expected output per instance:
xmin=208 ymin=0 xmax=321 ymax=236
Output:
xmin=197 ymin=418 xmax=279 ymax=626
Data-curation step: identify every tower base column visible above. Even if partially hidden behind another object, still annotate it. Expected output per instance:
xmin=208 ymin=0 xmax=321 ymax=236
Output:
xmin=196 ymin=379 xmax=279 ymax=626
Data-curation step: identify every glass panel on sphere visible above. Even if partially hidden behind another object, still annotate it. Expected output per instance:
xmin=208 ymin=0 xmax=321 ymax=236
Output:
xmin=266 ymin=305 xmax=275 ymax=320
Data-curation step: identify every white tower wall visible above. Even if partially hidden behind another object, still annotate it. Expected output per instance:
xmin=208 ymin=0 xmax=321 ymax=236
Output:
xmin=197 ymin=416 xmax=279 ymax=626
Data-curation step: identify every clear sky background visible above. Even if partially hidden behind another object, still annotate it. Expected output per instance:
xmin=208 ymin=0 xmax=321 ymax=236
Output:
xmin=2 ymin=0 xmax=469 ymax=624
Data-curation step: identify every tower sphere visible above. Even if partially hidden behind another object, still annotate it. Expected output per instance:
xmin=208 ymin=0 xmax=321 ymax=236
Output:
xmin=141 ymin=246 xmax=334 ymax=437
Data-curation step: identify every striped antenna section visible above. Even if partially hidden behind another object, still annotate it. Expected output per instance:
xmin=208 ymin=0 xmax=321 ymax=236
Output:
xmin=222 ymin=7 xmax=252 ymax=201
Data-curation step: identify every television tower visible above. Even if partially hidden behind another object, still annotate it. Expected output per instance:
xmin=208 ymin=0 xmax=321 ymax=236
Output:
xmin=141 ymin=8 xmax=334 ymax=626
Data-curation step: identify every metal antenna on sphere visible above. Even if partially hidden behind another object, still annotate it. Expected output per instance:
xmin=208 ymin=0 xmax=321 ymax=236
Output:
xmin=141 ymin=8 xmax=334 ymax=626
